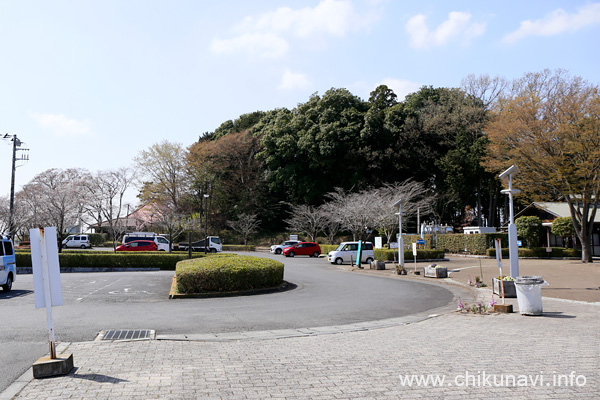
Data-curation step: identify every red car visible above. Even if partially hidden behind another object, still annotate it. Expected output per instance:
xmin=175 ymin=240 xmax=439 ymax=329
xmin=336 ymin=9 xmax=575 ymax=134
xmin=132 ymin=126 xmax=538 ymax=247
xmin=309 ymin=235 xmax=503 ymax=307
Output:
xmin=282 ymin=242 xmax=321 ymax=258
xmin=116 ymin=240 xmax=158 ymax=252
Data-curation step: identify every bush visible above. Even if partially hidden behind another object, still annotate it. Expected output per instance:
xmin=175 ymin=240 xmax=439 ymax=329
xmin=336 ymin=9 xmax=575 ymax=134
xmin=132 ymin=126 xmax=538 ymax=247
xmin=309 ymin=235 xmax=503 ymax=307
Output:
xmin=16 ymin=251 xmax=206 ymax=270
xmin=175 ymin=255 xmax=284 ymax=293
xmin=222 ymin=245 xmax=256 ymax=252
xmin=87 ymin=233 xmax=107 ymax=246
xmin=486 ymin=247 xmax=582 ymax=258
xmin=437 ymin=233 xmax=508 ymax=255
xmin=374 ymin=249 xmax=445 ymax=261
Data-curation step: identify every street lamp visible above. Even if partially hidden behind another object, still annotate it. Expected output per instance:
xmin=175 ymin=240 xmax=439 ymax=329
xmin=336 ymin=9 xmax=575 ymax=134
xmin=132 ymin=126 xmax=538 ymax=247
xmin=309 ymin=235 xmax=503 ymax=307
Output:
xmin=393 ymin=198 xmax=405 ymax=267
xmin=203 ymin=194 xmax=209 ymax=254
xmin=499 ymin=165 xmax=520 ymax=278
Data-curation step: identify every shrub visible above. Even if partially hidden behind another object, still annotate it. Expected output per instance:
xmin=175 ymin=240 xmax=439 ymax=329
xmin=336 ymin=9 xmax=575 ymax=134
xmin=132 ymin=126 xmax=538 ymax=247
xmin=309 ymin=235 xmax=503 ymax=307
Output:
xmin=437 ymin=233 xmax=508 ymax=255
xmin=175 ymin=255 xmax=284 ymax=293
xmin=16 ymin=251 xmax=206 ymax=270
xmin=87 ymin=233 xmax=107 ymax=246
xmin=486 ymin=247 xmax=582 ymax=258
xmin=374 ymin=249 xmax=445 ymax=261
xmin=222 ymin=245 xmax=256 ymax=252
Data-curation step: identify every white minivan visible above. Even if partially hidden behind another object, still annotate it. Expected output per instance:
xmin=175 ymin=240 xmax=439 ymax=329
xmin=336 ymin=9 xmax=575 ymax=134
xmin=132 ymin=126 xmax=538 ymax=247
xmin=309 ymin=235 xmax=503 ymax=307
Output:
xmin=328 ymin=241 xmax=375 ymax=265
xmin=62 ymin=234 xmax=91 ymax=249
xmin=0 ymin=235 xmax=16 ymax=292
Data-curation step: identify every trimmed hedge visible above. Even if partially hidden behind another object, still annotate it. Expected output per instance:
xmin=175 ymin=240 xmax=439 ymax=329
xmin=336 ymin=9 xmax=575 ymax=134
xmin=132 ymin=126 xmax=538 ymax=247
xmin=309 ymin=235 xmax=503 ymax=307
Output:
xmin=437 ymin=233 xmax=508 ymax=255
xmin=16 ymin=252 xmax=206 ymax=270
xmin=175 ymin=255 xmax=284 ymax=293
xmin=374 ymin=249 xmax=446 ymax=261
xmin=486 ymin=247 xmax=581 ymax=258
xmin=222 ymin=245 xmax=256 ymax=252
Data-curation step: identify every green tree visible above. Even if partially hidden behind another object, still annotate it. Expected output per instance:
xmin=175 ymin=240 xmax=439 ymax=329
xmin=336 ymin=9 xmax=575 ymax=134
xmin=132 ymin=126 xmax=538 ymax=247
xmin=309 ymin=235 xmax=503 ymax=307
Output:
xmin=485 ymin=69 xmax=600 ymax=262
xmin=516 ymin=216 xmax=543 ymax=248
xmin=256 ymin=89 xmax=368 ymax=204
xmin=551 ymin=217 xmax=576 ymax=248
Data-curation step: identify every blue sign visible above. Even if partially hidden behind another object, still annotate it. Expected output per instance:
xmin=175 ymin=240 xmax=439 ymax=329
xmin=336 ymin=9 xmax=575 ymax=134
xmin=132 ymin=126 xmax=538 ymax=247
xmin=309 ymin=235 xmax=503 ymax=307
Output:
xmin=416 ymin=239 xmax=425 ymax=245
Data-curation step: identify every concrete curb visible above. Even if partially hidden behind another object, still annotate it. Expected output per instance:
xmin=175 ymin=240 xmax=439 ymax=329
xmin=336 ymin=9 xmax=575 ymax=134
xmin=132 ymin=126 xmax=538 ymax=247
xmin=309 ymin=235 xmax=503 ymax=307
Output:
xmin=0 ymin=342 xmax=71 ymax=400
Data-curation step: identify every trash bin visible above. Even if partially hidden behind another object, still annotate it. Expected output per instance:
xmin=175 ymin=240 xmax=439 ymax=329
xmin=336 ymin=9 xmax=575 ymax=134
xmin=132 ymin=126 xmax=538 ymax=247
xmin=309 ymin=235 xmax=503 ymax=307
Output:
xmin=514 ymin=276 xmax=548 ymax=316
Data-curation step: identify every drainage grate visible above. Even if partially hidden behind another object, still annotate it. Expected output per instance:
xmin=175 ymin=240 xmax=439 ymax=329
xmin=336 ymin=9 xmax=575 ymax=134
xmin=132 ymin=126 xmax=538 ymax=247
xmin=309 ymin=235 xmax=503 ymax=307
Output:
xmin=96 ymin=329 xmax=155 ymax=341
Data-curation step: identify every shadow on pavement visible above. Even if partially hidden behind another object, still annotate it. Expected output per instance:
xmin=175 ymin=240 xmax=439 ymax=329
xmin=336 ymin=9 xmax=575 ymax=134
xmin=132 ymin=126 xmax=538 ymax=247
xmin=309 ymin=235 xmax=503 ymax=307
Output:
xmin=68 ymin=368 xmax=129 ymax=384
xmin=541 ymin=312 xmax=577 ymax=319
xmin=0 ymin=289 xmax=32 ymax=299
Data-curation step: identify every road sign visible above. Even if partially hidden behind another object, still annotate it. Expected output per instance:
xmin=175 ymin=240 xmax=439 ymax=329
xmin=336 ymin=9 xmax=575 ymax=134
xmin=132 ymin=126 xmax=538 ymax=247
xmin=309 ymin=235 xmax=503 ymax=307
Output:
xmin=416 ymin=239 xmax=425 ymax=245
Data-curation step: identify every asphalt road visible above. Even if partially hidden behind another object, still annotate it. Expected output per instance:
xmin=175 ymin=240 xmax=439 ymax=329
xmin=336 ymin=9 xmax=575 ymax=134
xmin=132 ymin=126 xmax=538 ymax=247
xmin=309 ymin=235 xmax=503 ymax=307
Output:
xmin=0 ymin=252 xmax=454 ymax=393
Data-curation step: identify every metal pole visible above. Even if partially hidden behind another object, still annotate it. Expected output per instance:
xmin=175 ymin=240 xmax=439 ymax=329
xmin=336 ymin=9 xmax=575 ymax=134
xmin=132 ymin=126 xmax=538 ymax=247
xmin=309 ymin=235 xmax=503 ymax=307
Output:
xmin=8 ymin=135 xmax=17 ymax=240
xmin=204 ymin=194 xmax=209 ymax=254
xmin=506 ymin=175 xmax=519 ymax=278
xmin=398 ymin=202 xmax=404 ymax=267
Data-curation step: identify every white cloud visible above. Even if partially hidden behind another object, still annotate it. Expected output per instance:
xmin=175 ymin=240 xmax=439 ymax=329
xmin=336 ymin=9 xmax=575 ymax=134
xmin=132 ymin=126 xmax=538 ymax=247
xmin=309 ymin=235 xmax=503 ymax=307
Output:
xmin=406 ymin=11 xmax=485 ymax=49
xmin=502 ymin=3 xmax=600 ymax=44
xmin=29 ymin=112 xmax=92 ymax=137
xmin=278 ymin=69 xmax=312 ymax=90
xmin=211 ymin=32 xmax=290 ymax=59
xmin=211 ymin=0 xmax=378 ymax=58
xmin=377 ymin=78 xmax=421 ymax=101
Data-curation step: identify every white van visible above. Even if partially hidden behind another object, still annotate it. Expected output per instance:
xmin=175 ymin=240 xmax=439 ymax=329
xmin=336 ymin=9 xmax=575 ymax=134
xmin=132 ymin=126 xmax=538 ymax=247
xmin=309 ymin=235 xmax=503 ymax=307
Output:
xmin=62 ymin=234 xmax=91 ymax=249
xmin=122 ymin=232 xmax=172 ymax=252
xmin=328 ymin=241 xmax=375 ymax=265
xmin=0 ymin=235 xmax=16 ymax=292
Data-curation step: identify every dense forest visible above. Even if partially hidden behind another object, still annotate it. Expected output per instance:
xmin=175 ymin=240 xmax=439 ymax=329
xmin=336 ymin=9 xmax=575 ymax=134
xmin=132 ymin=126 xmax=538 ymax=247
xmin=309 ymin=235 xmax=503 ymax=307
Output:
xmin=185 ymin=82 xmax=501 ymax=234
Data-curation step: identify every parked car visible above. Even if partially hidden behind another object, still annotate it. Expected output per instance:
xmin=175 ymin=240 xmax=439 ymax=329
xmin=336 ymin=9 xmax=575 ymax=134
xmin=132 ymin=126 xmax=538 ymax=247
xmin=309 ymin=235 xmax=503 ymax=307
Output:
xmin=178 ymin=236 xmax=222 ymax=252
xmin=0 ymin=235 xmax=16 ymax=292
xmin=122 ymin=232 xmax=171 ymax=251
xmin=282 ymin=242 xmax=321 ymax=258
xmin=116 ymin=240 xmax=158 ymax=252
xmin=328 ymin=241 xmax=375 ymax=265
xmin=62 ymin=234 xmax=91 ymax=249
xmin=270 ymin=240 xmax=301 ymax=255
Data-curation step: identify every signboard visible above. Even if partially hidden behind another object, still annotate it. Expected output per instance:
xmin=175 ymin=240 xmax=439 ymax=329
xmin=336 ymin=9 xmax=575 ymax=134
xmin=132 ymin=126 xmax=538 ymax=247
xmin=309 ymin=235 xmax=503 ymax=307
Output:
xmin=374 ymin=237 xmax=383 ymax=249
xmin=289 ymin=235 xmax=298 ymax=240
xmin=416 ymin=239 xmax=425 ymax=245
xmin=30 ymin=227 xmax=63 ymax=308
xmin=412 ymin=242 xmax=417 ymax=256
xmin=389 ymin=242 xmax=398 ymax=249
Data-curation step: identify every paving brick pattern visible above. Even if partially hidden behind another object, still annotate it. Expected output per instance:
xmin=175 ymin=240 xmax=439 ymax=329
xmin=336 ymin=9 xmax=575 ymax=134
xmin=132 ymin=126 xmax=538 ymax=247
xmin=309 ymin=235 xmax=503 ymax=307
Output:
xmin=13 ymin=297 xmax=599 ymax=399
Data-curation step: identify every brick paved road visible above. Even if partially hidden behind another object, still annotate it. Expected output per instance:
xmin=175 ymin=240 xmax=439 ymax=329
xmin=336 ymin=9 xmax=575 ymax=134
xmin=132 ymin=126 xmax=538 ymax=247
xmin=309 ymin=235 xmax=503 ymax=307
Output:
xmin=10 ymin=296 xmax=599 ymax=399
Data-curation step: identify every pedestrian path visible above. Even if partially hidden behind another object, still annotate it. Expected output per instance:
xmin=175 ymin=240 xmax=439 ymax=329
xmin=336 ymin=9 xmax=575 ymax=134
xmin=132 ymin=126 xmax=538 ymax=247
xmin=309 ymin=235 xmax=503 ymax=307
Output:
xmin=5 ymin=294 xmax=599 ymax=399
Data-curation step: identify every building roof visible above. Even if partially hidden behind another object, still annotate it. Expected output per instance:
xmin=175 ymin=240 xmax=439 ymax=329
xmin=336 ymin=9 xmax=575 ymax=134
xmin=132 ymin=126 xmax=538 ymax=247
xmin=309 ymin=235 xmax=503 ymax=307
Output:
xmin=519 ymin=202 xmax=600 ymax=223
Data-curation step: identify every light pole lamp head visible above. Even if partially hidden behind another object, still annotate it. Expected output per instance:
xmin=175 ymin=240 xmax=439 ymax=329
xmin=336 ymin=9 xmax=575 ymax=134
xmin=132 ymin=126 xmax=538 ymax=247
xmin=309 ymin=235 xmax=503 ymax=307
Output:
xmin=203 ymin=194 xmax=209 ymax=198
xmin=498 ymin=164 xmax=519 ymax=181
xmin=393 ymin=198 xmax=403 ymax=208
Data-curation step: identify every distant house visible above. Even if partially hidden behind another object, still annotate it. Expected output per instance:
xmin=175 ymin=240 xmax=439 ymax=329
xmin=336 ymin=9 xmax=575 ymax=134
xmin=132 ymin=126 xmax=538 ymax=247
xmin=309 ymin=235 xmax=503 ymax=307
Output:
xmin=89 ymin=203 xmax=162 ymax=238
xmin=515 ymin=202 xmax=600 ymax=256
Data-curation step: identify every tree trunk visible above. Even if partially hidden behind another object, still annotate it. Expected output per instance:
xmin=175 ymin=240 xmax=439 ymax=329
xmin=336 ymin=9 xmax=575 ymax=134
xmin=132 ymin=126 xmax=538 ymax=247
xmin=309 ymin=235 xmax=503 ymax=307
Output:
xmin=567 ymin=197 xmax=596 ymax=263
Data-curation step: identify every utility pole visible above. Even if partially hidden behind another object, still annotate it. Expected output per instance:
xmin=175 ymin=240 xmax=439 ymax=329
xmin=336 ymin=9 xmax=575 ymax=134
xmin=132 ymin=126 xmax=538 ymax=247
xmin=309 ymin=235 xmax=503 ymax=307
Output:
xmin=3 ymin=134 xmax=29 ymax=240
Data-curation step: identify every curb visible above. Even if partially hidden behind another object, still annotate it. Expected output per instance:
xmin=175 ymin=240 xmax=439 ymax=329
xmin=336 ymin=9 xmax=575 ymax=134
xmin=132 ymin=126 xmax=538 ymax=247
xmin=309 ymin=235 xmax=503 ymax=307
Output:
xmin=0 ymin=342 xmax=71 ymax=400
xmin=168 ymin=275 xmax=294 ymax=299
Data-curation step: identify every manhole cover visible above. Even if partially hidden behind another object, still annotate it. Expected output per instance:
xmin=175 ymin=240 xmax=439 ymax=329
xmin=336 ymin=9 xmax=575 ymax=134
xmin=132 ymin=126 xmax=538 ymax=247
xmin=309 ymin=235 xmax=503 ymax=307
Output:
xmin=96 ymin=329 xmax=155 ymax=341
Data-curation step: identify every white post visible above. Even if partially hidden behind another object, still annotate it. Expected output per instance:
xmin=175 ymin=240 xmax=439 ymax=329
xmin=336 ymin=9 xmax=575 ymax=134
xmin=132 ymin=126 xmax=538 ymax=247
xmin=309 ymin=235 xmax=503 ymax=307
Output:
xmin=396 ymin=201 xmax=404 ymax=267
xmin=31 ymin=227 xmax=63 ymax=359
xmin=500 ymin=166 xmax=520 ymax=278
xmin=39 ymin=229 xmax=56 ymax=359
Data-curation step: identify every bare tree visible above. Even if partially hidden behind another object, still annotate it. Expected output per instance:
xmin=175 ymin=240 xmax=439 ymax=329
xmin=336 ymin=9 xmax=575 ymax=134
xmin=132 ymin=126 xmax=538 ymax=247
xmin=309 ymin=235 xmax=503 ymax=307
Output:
xmin=19 ymin=168 xmax=88 ymax=245
xmin=371 ymin=180 xmax=435 ymax=244
xmin=284 ymin=204 xmax=327 ymax=242
xmin=227 ymin=213 xmax=260 ymax=245
xmin=461 ymin=73 xmax=509 ymax=110
xmin=319 ymin=202 xmax=342 ymax=244
xmin=83 ymin=168 xmax=134 ymax=250
xmin=325 ymin=188 xmax=375 ymax=241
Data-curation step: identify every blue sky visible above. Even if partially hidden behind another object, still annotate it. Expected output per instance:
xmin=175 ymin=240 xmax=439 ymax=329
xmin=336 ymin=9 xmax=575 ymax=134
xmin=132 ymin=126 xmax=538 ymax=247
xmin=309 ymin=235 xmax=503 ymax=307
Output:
xmin=1 ymin=0 xmax=599 ymax=205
